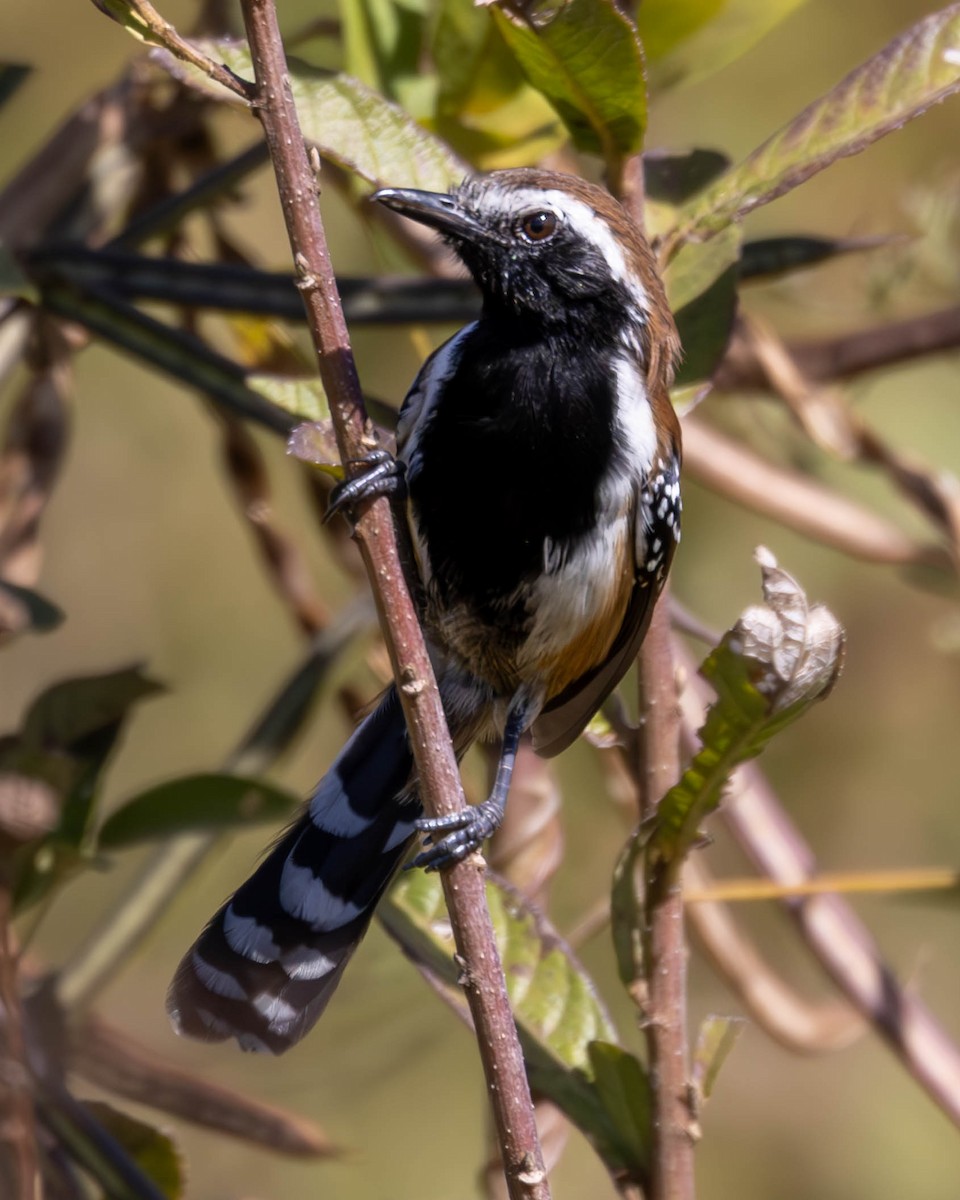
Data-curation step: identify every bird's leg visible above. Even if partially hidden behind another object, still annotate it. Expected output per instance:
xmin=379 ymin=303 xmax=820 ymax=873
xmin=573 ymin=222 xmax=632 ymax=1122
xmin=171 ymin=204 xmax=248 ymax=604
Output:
xmin=324 ymin=449 xmax=406 ymax=525
xmin=411 ymin=700 xmax=529 ymax=871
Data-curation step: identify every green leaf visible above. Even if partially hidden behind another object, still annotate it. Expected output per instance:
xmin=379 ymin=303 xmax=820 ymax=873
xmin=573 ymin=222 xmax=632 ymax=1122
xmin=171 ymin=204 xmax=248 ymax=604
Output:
xmin=492 ymin=0 xmax=646 ymax=172
xmin=22 ymin=665 xmax=162 ymax=755
xmin=169 ymin=40 xmax=467 ymax=191
xmin=9 ymin=667 xmax=163 ymax=908
xmin=691 ymin=1015 xmax=745 ymax=1105
xmin=431 ymin=2 xmax=563 ymax=167
xmin=98 ymin=773 xmax=301 ymax=849
xmin=739 ymin=233 xmax=893 ymax=281
xmin=0 ymin=579 xmax=64 ymax=634
xmin=652 ymin=548 xmax=844 ymax=869
xmin=248 ymin=374 xmax=330 ymax=424
xmin=340 ymin=0 xmax=431 ymax=116
xmin=644 ymin=148 xmax=730 ymax=205
xmin=83 ymin=1102 xmax=186 ymax=1200
xmin=663 ymin=224 xmax=741 ymax=314
xmin=89 ymin=0 xmax=155 ymax=43
xmin=0 ymin=63 xmax=31 ymax=111
xmin=642 ymin=0 xmax=808 ymax=93
xmin=671 ymin=263 xmax=739 ymax=389
xmin=381 ymin=869 xmax=652 ymax=1180
xmin=665 ymin=224 xmax=741 ymax=387
xmin=39 ymin=1089 xmax=172 ymax=1200
xmin=587 ymin=1041 xmax=653 ymax=1177
xmin=674 ymin=5 xmax=960 ymax=240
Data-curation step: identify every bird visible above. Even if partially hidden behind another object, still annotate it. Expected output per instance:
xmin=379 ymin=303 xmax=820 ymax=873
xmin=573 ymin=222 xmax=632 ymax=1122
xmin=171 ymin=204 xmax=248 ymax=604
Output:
xmin=167 ymin=168 xmax=682 ymax=1054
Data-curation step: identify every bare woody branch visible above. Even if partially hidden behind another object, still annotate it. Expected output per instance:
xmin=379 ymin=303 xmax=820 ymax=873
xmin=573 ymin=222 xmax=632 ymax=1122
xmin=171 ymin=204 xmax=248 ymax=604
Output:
xmin=236 ymin=2 xmax=549 ymax=1195
xmin=714 ymin=306 xmax=960 ymax=393
xmin=676 ymin=641 xmax=960 ymax=1129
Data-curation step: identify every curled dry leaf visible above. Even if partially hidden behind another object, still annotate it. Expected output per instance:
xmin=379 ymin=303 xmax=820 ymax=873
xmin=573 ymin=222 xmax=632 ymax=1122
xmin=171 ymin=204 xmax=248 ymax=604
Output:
xmin=734 ymin=547 xmax=845 ymax=711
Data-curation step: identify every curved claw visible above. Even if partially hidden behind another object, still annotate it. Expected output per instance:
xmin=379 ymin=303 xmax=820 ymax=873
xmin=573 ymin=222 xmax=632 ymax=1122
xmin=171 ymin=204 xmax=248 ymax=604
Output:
xmin=324 ymin=450 xmax=406 ymax=525
xmin=409 ymin=799 xmax=504 ymax=872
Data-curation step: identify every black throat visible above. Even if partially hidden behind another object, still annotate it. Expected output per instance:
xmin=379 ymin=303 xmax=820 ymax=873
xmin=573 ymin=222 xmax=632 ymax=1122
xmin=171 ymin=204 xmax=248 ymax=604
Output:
xmin=408 ymin=314 xmax=622 ymax=614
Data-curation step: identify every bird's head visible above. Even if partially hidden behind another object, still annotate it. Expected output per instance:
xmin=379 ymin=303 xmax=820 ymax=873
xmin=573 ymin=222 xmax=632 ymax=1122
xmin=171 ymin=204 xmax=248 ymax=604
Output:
xmin=373 ymin=169 xmax=679 ymax=377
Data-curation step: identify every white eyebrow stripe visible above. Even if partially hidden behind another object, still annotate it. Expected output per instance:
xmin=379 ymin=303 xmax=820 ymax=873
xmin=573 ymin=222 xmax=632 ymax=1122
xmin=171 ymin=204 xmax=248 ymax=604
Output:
xmin=475 ymin=185 xmax=649 ymax=312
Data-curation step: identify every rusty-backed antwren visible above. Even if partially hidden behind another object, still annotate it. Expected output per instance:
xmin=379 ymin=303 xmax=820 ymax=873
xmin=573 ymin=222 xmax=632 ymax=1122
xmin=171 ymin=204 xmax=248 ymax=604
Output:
xmin=168 ymin=169 xmax=682 ymax=1053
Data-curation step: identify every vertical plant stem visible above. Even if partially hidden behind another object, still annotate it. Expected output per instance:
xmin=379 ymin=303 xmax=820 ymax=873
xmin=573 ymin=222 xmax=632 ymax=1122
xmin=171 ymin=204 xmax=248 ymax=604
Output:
xmin=236 ymin=3 xmax=549 ymax=1195
xmin=637 ymin=597 xmax=696 ymax=1200
xmin=0 ymin=873 xmax=39 ymax=1200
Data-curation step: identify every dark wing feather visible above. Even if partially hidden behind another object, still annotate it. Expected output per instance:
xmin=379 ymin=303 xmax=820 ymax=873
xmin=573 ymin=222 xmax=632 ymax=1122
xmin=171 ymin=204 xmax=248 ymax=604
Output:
xmin=531 ymin=473 xmax=680 ymax=758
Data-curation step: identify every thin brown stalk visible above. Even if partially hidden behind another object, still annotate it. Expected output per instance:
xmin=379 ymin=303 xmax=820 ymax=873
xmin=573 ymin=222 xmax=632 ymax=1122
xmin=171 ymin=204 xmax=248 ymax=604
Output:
xmin=677 ymin=641 xmax=960 ymax=1128
xmin=636 ymin=597 xmax=696 ymax=1200
xmin=217 ymin=412 xmax=331 ymax=634
xmin=714 ymin=306 xmax=960 ymax=393
xmin=0 ymin=875 xmax=38 ymax=1200
xmin=683 ymin=856 xmax=862 ymax=1054
xmin=683 ymin=418 xmax=951 ymax=570
xmin=236 ymin=3 xmax=548 ymax=1195
xmin=70 ymin=1014 xmax=337 ymax=1157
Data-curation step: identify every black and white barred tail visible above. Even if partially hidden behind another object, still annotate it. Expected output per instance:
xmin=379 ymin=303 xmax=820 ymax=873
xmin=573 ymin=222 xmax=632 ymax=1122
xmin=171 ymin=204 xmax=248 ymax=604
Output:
xmin=167 ymin=688 xmax=420 ymax=1054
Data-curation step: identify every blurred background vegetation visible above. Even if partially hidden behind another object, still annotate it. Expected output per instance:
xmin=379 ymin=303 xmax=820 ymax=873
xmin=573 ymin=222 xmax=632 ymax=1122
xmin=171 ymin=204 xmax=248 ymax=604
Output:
xmin=1 ymin=0 xmax=959 ymax=1197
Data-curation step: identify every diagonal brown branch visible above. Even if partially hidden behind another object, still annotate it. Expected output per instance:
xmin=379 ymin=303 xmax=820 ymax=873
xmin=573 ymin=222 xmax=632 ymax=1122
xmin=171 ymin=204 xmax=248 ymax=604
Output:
xmin=676 ymin=640 xmax=960 ymax=1128
xmin=236 ymin=2 xmax=548 ymax=1196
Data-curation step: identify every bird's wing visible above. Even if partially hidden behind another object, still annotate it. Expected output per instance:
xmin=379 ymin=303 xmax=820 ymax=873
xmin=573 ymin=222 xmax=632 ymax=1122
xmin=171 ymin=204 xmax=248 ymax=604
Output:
xmin=531 ymin=462 xmax=680 ymax=759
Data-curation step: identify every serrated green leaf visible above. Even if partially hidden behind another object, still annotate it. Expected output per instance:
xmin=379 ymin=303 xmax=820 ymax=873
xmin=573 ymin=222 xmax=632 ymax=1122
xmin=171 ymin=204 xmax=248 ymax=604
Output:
xmin=674 ymin=5 xmax=960 ymax=240
xmin=168 ymin=39 xmax=466 ymax=191
xmin=642 ymin=0 xmax=808 ymax=93
xmin=493 ymin=0 xmax=646 ymax=171
xmin=98 ymin=773 xmax=300 ymax=848
xmin=652 ymin=549 xmax=844 ymax=869
xmin=381 ymin=869 xmax=652 ymax=1179
xmin=692 ymin=1015 xmax=745 ymax=1104
xmin=83 ymin=1102 xmax=186 ymax=1200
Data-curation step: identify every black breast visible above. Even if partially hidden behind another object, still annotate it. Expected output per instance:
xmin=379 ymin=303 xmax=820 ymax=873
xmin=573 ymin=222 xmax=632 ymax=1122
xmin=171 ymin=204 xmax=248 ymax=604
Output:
xmin=408 ymin=319 xmax=617 ymax=616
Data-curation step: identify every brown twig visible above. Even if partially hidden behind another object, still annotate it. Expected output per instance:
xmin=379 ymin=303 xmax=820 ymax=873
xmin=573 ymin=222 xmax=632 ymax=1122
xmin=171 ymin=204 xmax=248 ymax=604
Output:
xmin=683 ymin=418 xmax=951 ymax=570
xmin=676 ymin=641 xmax=960 ymax=1128
xmin=682 ymin=855 xmax=863 ymax=1054
xmin=714 ymin=306 xmax=960 ymax=393
xmin=217 ymin=412 xmax=332 ymax=634
xmin=237 ymin=3 xmax=548 ymax=1195
xmin=636 ymin=597 xmax=696 ymax=1200
xmin=0 ymin=871 xmax=38 ymax=1200
xmin=70 ymin=1014 xmax=337 ymax=1157
xmin=734 ymin=315 xmax=960 ymax=563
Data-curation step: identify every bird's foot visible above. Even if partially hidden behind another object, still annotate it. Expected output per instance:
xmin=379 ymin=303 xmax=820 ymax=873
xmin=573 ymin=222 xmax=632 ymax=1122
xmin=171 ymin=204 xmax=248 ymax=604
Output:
xmin=324 ymin=449 xmax=406 ymax=525
xmin=410 ymin=798 xmax=505 ymax=872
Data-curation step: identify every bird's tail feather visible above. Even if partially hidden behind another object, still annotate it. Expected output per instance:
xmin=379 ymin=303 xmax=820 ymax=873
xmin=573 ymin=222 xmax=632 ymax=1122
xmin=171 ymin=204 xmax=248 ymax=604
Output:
xmin=167 ymin=686 xmax=422 ymax=1054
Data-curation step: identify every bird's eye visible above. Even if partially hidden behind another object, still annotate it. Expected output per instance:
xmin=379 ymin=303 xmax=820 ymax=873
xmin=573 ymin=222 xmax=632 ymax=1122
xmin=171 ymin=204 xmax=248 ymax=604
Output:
xmin=518 ymin=210 xmax=558 ymax=242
